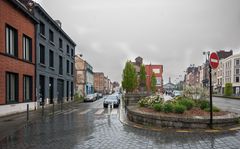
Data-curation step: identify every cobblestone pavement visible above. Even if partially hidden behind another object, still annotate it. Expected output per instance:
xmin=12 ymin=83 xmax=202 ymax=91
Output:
xmin=0 ymin=98 xmax=240 ymax=149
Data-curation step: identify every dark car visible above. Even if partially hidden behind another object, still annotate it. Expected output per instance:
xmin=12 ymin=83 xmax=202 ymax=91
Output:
xmin=103 ymin=96 xmax=120 ymax=108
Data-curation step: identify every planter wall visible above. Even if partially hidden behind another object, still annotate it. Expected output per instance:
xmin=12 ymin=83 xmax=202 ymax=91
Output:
xmin=126 ymin=106 xmax=240 ymax=128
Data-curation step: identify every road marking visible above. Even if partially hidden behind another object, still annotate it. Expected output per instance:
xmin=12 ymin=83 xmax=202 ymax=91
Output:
xmin=229 ymin=127 xmax=240 ymax=131
xmin=78 ymin=109 xmax=91 ymax=115
xmin=176 ymin=130 xmax=191 ymax=133
xmin=95 ymin=109 xmax=104 ymax=115
xmin=111 ymin=109 xmax=118 ymax=115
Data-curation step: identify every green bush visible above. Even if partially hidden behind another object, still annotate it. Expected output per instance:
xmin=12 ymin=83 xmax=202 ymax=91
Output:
xmin=163 ymin=103 xmax=174 ymax=113
xmin=224 ymin=83 xmax=233 ymax=96
xmin=174 ymin=104 xmax=186 ymax=114
xmin=195 ymin=99 xmax=209 ymax=110
xmin=204 ymin=106 xmax=220 ymax=112
xmin=74 ymin=93 xmax=83 ymax=102
xmin=153 ymin=103 xmax=162 ymax=111
xmin=177 ymin=99 xmax=194 ymax=110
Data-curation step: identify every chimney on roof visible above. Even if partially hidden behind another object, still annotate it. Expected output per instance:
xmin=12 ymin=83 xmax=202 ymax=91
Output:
xmin=55 ymin=20 xmax=62 ymax=28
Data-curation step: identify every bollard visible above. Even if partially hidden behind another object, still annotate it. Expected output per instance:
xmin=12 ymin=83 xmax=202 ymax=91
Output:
xmin=27 ymin=104 xmax=29 ymax=122
xmin=52 ymin=102 xmax=55 ymax=114
xmin=42 ymin=103 xmax=44 ymax=116
xmin=112 ymin=102 xmax=114 ymax=109
xmin=108 ymin=104 xmax=110 ymax=115
xmin=61 ymin=100 xmax=63 ymax=112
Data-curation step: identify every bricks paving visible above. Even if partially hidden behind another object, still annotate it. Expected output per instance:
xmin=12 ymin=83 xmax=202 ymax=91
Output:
xmin=0 ymin=99 xmax=240 ymax=149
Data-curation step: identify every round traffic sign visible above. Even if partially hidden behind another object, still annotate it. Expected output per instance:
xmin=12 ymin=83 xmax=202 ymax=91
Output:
xmin=209 ymin=52 xmax=219 ymax=69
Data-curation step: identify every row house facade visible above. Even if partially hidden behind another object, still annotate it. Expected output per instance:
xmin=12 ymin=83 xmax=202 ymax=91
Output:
xmin=0 ymin=0 xmax=38 ymax=116
xmin=93 ymin=72 xmax=105 ymax=94
xmin=145 ymin=64 xmax=164 ymax=93
xmin=75 ymin=55 xmax=94 ymax=96
xmin=220 ymin=53 xmax=240 ymax=95
xmin=33 ymin=3 xmax=76 ymax=105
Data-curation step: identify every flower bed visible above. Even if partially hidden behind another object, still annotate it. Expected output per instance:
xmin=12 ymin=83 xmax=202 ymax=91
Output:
xmin=138 ymin=95 xmax=221 ymax=115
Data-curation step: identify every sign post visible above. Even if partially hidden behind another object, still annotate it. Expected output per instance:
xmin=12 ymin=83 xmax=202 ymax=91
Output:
xmin=209 ymin=52 xmax=219 ymax=128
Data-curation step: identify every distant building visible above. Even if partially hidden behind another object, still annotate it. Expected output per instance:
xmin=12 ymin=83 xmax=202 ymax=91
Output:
xmin=94 ymin=72 xmax=105 ymax=93
xmin=185 ymin=65 xmax=200 ymax=86
xmin=75 ymin=55 xmax=86 ymax=96
xmin=85 ymin=62 xmax=94 ymax=95
xmin=145 ymin=64 xmax=164 ymax=93
xmin=75 ymin=55 xmax=94 ymax=96
xmin=131 ymin=56 xmax=143 ymax=74
xmin=221 ymin=53 xmax=240 ymax=95
xmin=163 ymin=78 xmax=176 ymax=92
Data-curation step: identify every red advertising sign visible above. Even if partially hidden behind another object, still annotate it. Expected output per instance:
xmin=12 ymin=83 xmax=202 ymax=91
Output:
xmin=209 ymin=52 xmax=219 ymax=69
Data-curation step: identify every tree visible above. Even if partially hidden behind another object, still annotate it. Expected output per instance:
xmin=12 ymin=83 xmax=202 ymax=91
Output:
xmin=139 ymin=64 xmax=146 ymax=91
xmin=151 ymin=72 xmax=157 ymax=93
xmin=122 ymin=61 xmax=138 ymax=93
xmin=224 ymin=83 xmax=233 ymax=96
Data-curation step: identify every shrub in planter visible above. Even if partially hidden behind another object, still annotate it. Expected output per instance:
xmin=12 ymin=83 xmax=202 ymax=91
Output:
xmin=174 ymin=104 xmax=186 ymax=114
xmin=153 ymin=103 xmax=162 ymax=112
xmin=177 ymin=99 xmax=194 ymax=110
xmin=204 ymin=106 xmax=220 ymax=112
xmin=163 ymin=103 xmax=174 ymax=113
xmin=197 ymin=100 xmax=210 ymax=110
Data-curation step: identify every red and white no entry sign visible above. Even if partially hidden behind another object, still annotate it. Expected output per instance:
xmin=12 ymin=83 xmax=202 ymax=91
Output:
xmin=209 ymin=52 xmax=219 ymax=69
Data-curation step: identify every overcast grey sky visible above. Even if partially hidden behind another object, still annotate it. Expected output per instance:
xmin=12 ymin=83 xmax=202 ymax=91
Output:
xmin=37 ymin=0 xmax=240 ymax=83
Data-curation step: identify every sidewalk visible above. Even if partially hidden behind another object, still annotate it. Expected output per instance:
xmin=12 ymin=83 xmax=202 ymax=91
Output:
xmin=0 ymin=101 xmax=81 ymax=141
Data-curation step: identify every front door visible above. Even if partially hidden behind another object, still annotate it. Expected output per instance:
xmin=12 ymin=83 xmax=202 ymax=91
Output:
xmin=49 ymin=77 xmax=54 ymax=104
xmin=57 ymin=79 xmax=64 ymax=103
xmin=39 ymin=75 xmax=45 ymax=104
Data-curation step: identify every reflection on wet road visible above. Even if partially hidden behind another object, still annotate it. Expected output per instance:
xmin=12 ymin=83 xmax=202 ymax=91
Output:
xmin=0 ymin=97 xmax=240 ymax=149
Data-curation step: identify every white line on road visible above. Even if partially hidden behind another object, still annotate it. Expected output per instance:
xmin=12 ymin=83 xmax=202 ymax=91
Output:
xmin=78 ymin=109 xmax=91 ymax=115
xmin=111 ymin=109 xmax=118 ymax=115
xmin=95 ymin=109 xmax=104 ymax=115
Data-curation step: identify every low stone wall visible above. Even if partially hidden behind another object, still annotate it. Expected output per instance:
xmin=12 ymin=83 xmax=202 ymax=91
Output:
xmin=124 ymin=93 xmax=150 ymax=106
xmin=127 ymin=106 xmax=240 ymax=128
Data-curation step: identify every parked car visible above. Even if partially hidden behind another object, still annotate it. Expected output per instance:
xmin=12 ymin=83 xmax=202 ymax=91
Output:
xmin=103 ymin=95 xmax=120 ymax=108
xmin=172 ymin=90 xmax=182 ymax=97
xmin=84 ymin=94 xmax=96 ymax=102
xmin=98 ymin=93 xmax=103 ymax=98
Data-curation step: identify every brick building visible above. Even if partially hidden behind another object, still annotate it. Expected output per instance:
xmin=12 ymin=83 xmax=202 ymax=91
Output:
xmin=0 ymin=0 xmax=38 ymax=116
xmin=75 ymin=55 xmax=86 ymax=96
xmin=145 ymin=64 xmax=164 ymax=93
xmin=94 ymin=72 xmax=105 ymax=93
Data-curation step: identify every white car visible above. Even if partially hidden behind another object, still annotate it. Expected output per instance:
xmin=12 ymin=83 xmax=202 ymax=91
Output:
xmin=84 ymin=94 xmax=96 ymax=102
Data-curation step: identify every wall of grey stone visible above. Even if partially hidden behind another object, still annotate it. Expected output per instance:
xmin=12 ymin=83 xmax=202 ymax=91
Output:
xmin=127 ymin=106 xmax=239 ymax=128
xmin=34 ymin=7 xmax=75 ymax=105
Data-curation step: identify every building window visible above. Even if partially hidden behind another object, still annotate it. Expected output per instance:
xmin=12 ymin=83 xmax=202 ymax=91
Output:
xmin=40 ymin=21 xmax=45 ymax=35
xmin=49 ymin=29 xmax=54 ymax=42
xmin=59 ymin=56 xmax=63 ymax=75
xmin=71 ymin=48 xmax=74 ymax=57
xmin=67 ymin=60 xmax=69 ymax=74
xmin=23 ymin=75 xmax=32 ymax=101
xmin=59 ymin=38 xmax=62 ymax=49
xmin=6 ymin=25 xmax=18 ymax=57
xmin=67 ymin=45 xmax=69 ymax=54
xmin=49 ymin=50 xmax=54 ymax=68
xmin=71 ymin=82 xmax=74 ymax=100
xmin=236 ymin=69 xmax=239 ymax=75
xmin=40 ymin=44 xmax=45 ymax=64
xmin=23 ymin=35 xmax=32 ymax=62
xmin=236 ymin=59 xmax=240 ymax=65
xmin=6 ymin=72 xmax=18 ymax=103
xmin=67 ymin=81 xmax=69 ymax=101
xmin=71 ymin=62 xmax=73 ymax=75
xmin=236 ymin=77 xmax=239 ymax=83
